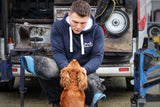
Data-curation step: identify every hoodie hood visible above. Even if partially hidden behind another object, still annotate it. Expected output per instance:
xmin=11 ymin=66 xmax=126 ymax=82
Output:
xmin=65 ymin=15 xmax=93 ymax=31
xmin=63 ymin=13 xmax=96 ymax=55
xmin=63 ymin=13 xmax=96 ymax=33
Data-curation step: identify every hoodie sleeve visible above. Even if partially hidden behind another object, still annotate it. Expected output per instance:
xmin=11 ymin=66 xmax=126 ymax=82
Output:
xmin=83 ymin=26 xmax=104 ymax=74
xmin=50 ymin=23 xmax=69 ymax=70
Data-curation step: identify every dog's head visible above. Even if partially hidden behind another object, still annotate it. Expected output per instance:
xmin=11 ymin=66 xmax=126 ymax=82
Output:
xmin=60 ymin=59 xmax=88 ymax=91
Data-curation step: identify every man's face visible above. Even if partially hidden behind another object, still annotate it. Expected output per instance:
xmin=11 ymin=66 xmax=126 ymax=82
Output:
xmin=69 ymin=12 xmax=89 ymax=34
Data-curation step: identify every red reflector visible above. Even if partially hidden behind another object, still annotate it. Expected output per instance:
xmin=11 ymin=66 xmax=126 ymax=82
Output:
xmin=119 ymin=68 xmax=129 ymax=72
xmin=100 ymin=24 xmax=107 ymax=35
xmin=12 ymin=68 xmax=17 ymax=72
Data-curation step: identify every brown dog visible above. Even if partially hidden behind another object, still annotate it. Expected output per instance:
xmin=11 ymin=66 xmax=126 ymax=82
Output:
xmin=60 ymin=59 xmax=88 ymax=107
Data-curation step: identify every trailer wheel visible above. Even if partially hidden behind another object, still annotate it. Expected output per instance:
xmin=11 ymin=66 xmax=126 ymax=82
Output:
xmin=104 ymin=9 xmax=129 ymax=37
xmin=126 ymin=77 xmax=134 ymax=90
xmin=147 ymin=25 xmax=160 ymax=37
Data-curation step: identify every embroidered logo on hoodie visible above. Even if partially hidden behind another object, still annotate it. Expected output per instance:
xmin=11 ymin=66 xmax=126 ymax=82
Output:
xmin=84 ymin=42 xmax=93 ymax=47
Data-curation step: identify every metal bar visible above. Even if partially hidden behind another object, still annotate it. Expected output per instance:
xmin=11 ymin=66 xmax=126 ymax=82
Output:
xmin=12 ymin=18 xmax=53 ymax=24
xmin=0 ymin=1 xmax=2 ymax=36
xmin=146 ymin=94 xmax=160 ymax=102
xmin=53 ymin=0 xmax=55 ymax=23
xmin=0 ymin=38 xmax=5 ymax=60
xmin=20 ymin=57 xmax=25 ymax=107
xmin=1 ymin=0 xmax=8 ymax=56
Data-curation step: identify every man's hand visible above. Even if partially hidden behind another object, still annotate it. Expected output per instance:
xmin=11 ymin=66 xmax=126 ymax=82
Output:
xmin=81 ymin=67 xmax=87 ymax=74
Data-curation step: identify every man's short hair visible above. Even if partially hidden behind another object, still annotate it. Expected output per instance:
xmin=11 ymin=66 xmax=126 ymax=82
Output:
xmin=70 ymin=0 xmax=91 ymax=17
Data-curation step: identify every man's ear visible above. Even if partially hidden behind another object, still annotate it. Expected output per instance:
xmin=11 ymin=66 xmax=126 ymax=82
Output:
xmin=68 ymin=12 xmax=70 ymax=16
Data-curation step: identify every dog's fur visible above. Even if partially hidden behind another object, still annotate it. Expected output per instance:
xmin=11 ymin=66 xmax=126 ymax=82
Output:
xmin=60 ymin=59 xmax=88 ymax=107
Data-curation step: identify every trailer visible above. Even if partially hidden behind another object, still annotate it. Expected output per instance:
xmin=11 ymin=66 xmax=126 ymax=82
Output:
xmin=0 ymin=0 xmax=154 ymax=90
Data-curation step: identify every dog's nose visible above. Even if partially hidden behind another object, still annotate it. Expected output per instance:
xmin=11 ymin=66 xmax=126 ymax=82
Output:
xmin=68 ymin=59 xmax=81 ymax=68
xmin=72 ymin=59 xmax=76 ymax=61
xmin=71 ymin=59 xmax=77 ymax=66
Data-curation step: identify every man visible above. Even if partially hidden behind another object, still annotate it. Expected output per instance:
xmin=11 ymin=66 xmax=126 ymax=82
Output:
xmin=39 ymin=0 xmax=105 ymax=107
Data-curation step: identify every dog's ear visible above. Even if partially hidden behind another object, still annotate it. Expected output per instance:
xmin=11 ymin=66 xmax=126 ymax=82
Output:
xmin=78 ymin=70 xmax=88 ymax=91
xmin=60 ymin=67 xmax=70 ymax=88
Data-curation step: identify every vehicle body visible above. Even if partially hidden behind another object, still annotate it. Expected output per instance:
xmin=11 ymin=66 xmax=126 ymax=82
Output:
xmin=0 ymin=0 xmax=156 ymax=90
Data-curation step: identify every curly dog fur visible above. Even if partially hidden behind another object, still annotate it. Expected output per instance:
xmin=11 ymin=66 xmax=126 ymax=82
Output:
xmin=60 ymin=59 xmax=88 ymax=107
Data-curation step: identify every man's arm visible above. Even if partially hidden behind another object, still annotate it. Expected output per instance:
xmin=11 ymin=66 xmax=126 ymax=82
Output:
xmin=50 ymin=23 xmax=69 ymax=70
xmin=83 ymin=26 xmax=104 ymax=74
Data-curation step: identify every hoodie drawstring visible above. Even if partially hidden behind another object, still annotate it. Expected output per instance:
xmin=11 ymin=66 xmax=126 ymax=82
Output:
xmin=69 ymin=27 xmax=73 ymax=53
xmin=69 ymin=26 xmax=85 ymax=55
xmin=80 ymin=34 xmax=85 ymax=55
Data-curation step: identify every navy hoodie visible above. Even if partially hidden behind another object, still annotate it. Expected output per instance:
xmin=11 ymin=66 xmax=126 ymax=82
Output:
xmin=50 ymin=13 xmax=104 ymax=75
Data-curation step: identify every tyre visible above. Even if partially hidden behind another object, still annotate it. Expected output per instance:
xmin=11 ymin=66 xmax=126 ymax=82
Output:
xmin=147 ymin=25 xmax=160 ymax=37
xmin=104 ymin=9 xmax=129 ymax=37
xmin=126 ymin=77 xmax=134 ymax=90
